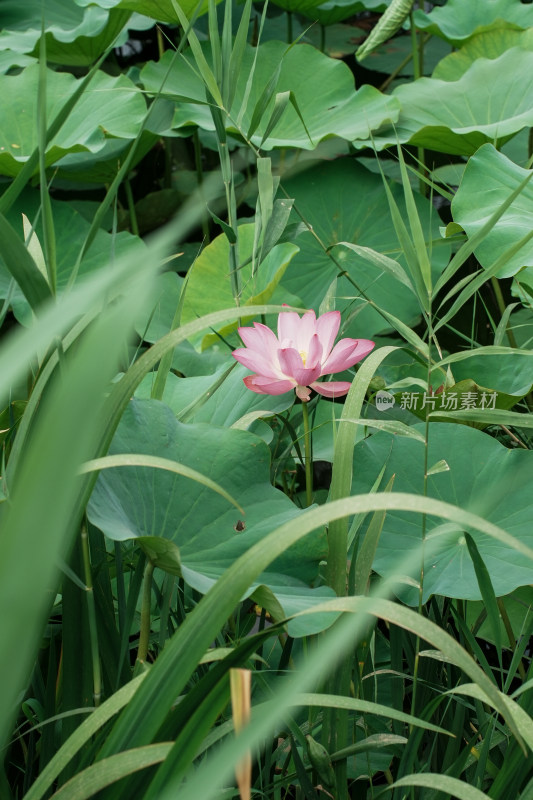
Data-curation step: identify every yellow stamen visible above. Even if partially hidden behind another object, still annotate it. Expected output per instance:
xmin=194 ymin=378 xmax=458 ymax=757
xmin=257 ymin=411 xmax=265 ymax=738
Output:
xmin=299 ymin=350 xmax=307 ymax=366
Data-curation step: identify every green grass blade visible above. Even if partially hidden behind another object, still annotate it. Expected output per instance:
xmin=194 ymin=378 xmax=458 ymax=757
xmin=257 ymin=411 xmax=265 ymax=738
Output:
xmin=49 ymin=744 xmax=173 ymax=800
xmin=169 ymin=0 xmax=223 ymax=107
xmin=435 ymin=226 xmax=533 ymax=332
xmin=38 ymin=29 xmax=56 ymax=293
xmin=434 ymin=171 xmax=533 ymax=296
xmin=158 ymin=517 xmax=527 ymax=800
xmin=353 ymin=475 xmax=395 ymax=596
xmin=465 ymin=533 xmax=502 ymax=669
xmin=227 ymin=0 xmax=252 ymax=110
xmin=327 ymin=346 xmax=399 ymax=597
xmin=0 ymin=263 xmax=156 ymax=753
xmin=0 ymin=212 xmax=52 ymax=310
xmin=397 ymin=143 xmax=432 ymax=295
xmin=333 ymin=241 xmax=416 ymax=295
xmin=79 ymin=454 xmax=244 ymax=514
xmin=22 ymin=676 xmax=147 ymax=800
xmin=391 ymin=773 xmax=491 ymax=799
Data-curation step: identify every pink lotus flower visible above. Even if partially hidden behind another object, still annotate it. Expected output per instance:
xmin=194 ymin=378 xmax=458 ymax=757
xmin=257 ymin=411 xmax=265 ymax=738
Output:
xmin=232 ymin=308 xmax=375 ymax=401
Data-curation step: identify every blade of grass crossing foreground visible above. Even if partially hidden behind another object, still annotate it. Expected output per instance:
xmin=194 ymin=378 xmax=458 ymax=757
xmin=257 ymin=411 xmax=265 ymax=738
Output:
xmin=434 ymin=171 xmax=533 ymax=296
xmin=95 ymin=494 xmax=529 ymax=761
xmin=391 ymin=773 xmax=491 ymax=799
xmin=157 ymin=561 xmax=529 ymax=800
xmin=0 ymin=263 xmax=156 ymax=753
xmin=0 ymin=213 xmax=52 ymax=310
xmin=397 ymin=143 xmax=432 ymax=296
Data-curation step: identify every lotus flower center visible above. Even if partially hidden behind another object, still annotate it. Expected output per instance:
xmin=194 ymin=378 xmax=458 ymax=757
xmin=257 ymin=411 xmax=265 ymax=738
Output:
xmin=299 ymin=350 xmax=307 ymax=366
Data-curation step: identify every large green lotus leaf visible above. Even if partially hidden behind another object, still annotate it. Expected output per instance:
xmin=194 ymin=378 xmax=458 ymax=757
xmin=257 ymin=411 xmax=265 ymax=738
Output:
xmin=0 ymin=51 xmax=36 ymax=74
xmin=279 ymin=159 xmax=449 ymax=340
xmin=356 ymin=48 xmax=533 ymax=155
xmin=87 ymin=398 xmax=331 ymax=634
xmin=508 ymin=309 xmax=533 ymax=349
xmin=311 ymin=0 xmax=389 ymax=27
xmin=413 ymin=0 xmax=533 ymax=45
xmin=351 ymin=423 xmax=533 ymax=603
xmin=269 ymin=0 xmax=327 ymax=15
xmin=52 ymin=99 xmax=175 ymax=185
xmin=135 ymin=271 xmax=184 ymax=343
xmin=433 ymin=27 xmax=533 ymax=81
xmin=116 ymin=0 xmax=210 ymax=22
xmin=140 ymin=43 xmax=400 ymax=150
xmin=450 ymin=351 xmax=533 ymax=397
xmin=0 ymin=1 xmax=155 ymax=66
xmin=181 ymin=223 xmax=299 ymax=349
xmin=136 ymin=363 xmax=294 ymax=425
xmin=466 ymin=586 xmax=533 ymax=647
xmin=74 ymin=0 xmax=211 ymax=21
xmin=0 ymin=189 xmax=144 ymax=324
xmin=452 ymin=144 xmax=533 ymax=278
xmin=0 ymin=66 xmax=146 ymax=178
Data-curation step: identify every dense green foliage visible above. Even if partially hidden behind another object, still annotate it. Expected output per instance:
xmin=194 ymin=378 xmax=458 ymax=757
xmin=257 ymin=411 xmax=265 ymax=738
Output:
xmin=1 ymin=1 xmax=533 ymax=798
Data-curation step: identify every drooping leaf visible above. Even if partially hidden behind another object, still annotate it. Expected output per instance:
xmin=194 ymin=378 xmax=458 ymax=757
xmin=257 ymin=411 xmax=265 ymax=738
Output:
xmin=356 ymin=0 xmax=415 ymax=62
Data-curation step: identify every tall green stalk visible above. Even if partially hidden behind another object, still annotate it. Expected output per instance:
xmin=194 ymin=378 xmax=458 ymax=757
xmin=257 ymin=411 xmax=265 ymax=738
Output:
xmin=301 ymin=401 xmax=313 ymax=507
xmin=137 ymin=560 xmax=155 ymax=666
xmin=81 ymin=520 xmax=102 ymax=707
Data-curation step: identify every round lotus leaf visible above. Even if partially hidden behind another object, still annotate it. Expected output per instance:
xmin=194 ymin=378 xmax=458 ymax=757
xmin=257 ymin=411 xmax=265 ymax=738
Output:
xmin=355 ymin=48 xmax=533 ymax=155
xmin=180 ymin=223 xmax=299 ymax=349
xmin=311 ymin=0 xmax=389 ymax=27
xmin=413 ymin=0 xmax=533 ymax=46
xmin=433 ymin=27 xmax=533 ymax=81
xmin=87 ymin=398 xmax=331 ymax=633
xmin=279 ymin=159 xmax=449 ymax=341
xmin=140 ymin=42 xmax=400 ymax=150
xmin=452 ymin=144 xmax=533 ymax=278
xmin=0 ymin=66 xmax=146 ymax=177
xmin=351 ymin=423 xmax=533 ymax=603
xmin=0 ymin=0 xmax=150 ymax=66
xmin=116 ymin=0 xmax=210 ymax=22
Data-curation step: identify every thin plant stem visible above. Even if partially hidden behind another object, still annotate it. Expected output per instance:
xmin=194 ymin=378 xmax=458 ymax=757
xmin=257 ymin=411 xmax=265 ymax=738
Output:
xmin=124 ymin=178 xmax=139 ymax=237
xmin=80 ymin=520 xmax=102 ymax=707
xmin=193 ymin=128 xmax=211 ymax=242
xmin=137 ymin=560 xmax=155 ymax=665
xmin=491 ymin=275 xmax=518 ymax=348
xmin=410 ymin=301 xmax=432 ymax=726
xmin=410 ymin=10 xmax=427 ymax=197
xmin=301 ymin=401 xmax=313 ymax=507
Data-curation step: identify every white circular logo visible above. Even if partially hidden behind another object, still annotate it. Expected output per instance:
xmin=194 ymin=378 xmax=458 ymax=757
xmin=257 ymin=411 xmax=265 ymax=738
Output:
xmin=375 ymin=390 xmax=395 ymax=411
